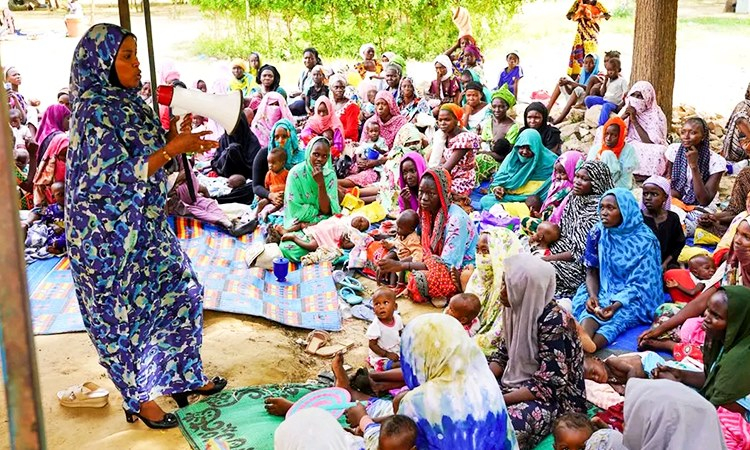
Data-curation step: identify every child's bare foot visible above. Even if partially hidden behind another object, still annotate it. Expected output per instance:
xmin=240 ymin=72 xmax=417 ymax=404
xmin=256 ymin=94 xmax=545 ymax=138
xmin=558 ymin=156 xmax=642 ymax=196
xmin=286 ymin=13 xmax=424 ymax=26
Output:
xmin=264 ymin=397 xmax=294 ymax=416
xmin=450 ymin=269 xmax=462 ymax=292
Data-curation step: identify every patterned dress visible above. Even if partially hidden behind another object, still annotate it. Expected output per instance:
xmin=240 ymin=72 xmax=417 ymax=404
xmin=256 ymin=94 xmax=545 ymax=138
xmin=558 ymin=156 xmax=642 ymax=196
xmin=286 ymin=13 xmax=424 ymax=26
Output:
xmin=65 ymin=24 xmax=207 ymax=412
xmin=488 ymin=301 xmax=586 ymax=450
xmin=442 ymin=131 xmax=480 ymax=197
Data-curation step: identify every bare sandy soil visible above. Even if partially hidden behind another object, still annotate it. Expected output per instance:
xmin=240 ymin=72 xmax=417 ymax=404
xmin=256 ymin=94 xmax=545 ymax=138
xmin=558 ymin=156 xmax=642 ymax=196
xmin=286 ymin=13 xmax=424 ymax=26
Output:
xmin=0 ymin=1 xmax=748 ymax=448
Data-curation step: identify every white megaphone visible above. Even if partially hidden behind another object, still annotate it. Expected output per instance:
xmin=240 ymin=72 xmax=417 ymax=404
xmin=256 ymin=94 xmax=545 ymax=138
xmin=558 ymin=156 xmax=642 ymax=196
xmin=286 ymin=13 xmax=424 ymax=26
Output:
xmin=156 ymin=85 xmax=242 ymax=135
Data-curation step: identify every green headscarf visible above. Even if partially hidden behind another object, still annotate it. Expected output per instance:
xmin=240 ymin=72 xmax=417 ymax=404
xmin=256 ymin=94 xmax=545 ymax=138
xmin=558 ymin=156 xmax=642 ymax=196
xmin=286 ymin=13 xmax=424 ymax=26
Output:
xmin=491 ymin=83 xmax=516 ymax=108
xmin=269 ymin=119 xmax=303 ymax=169
xmin=282 ymin=136 xmax=341 ymax=228
xmin=489 ymin=128 xmax=557 ymax=202
xmin=701 ymin=286 xmax=750 ymax=406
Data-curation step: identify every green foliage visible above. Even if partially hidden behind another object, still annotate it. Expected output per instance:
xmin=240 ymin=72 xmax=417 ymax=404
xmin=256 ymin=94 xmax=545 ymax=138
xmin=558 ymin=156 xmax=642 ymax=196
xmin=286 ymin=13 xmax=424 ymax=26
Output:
xmin=190 ymin=0 xmax=524 ymax=60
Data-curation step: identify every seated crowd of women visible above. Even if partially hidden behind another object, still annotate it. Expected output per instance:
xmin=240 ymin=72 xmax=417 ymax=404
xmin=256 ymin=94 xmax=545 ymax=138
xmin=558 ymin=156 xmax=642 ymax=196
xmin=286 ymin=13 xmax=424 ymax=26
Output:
xmin=9 ymin=38 xmax=750 ymax=449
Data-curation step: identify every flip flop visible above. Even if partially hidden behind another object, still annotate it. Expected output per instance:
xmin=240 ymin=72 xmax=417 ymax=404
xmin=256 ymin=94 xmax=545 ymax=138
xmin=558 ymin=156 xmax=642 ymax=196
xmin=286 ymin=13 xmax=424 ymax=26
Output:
xmin=57 ymin=382 xmax=109 ymax=408
xmin=338 ymin=276 xmax=364 ymax=292
xmin=339 ymin=287 xmax=364 ymax=305
xmin=305 ymin=330 xmax=330 ymax=355
xmin=351 ymin=304 xmax=375 ymax=321
xmin=332 ymin=270 xmax=347 ymax=284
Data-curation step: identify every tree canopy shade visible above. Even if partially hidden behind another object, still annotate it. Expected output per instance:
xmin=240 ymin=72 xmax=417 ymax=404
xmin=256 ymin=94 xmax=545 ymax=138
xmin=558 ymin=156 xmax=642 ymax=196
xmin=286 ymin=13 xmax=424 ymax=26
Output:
xmin=191 ymin=0 xmax=523 ymax=60
xmin=630 ymin=0 xmax=678 ymax=123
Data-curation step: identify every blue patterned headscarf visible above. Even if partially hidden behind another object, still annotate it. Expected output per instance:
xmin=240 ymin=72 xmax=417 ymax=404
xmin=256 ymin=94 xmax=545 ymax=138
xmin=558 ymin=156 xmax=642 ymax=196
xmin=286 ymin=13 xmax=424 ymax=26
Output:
xmin=670 ymin=117 xmax=711 ymax=205
xmin=399 ymin=314 xmax=518 ymax=449
xmin=269 ymin=118 xmax=303 ymax=169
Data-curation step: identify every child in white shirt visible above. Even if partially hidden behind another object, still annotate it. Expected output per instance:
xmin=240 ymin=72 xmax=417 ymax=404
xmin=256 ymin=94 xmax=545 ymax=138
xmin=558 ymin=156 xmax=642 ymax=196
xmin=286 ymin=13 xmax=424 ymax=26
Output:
xmin=584 ymin=57 xmax=628 ymax=127
xmin=366 ymin=287 xmax=404 ymax=372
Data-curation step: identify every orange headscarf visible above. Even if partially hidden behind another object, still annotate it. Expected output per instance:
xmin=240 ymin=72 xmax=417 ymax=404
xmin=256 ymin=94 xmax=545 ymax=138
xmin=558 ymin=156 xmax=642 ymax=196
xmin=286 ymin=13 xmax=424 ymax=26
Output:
xmin=440 ymin=103 xmax=464 ymax=123
xmin=598 ymin=116 xmax=627 ymax=159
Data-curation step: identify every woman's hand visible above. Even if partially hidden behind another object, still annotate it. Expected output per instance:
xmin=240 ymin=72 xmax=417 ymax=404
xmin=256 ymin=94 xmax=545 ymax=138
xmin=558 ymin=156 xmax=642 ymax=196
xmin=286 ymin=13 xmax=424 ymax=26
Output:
xmin=344 ymin=404 xmax=368 ymax=429
xmin=399 ymin=187 xmax=411 ymax=203
xmin=385 ymin=351 xmax=400 ymax=362
xmin=312 ymin=164 xmax=326 ymax=186
xmin=166 ymin=115 xmax=192 ymax=142
xmin=686 ymin=147 xmax=700 ymax=169
xmin=596 ymin=304 xmax=619 ymax=321
xmin=585 ymin=296 xmax=599 ymax=314
xmin=652 ymin=364 xmax=683 ymax=382
xmin=698 ymin=213 xmax=717 ymax=227
xmin=268 ymin=192 xmax=283 ymax=206
xmin=167 ymin=130 xmax=218 ymax=156
xmin=621 ymin=105 xmax=636 ymax=121
xmin=637 ymin=327 xmax=661 ymax=346
xmin=377 ymin=259 xmax=403 ymax=273
xmin=493 ymin=186 xmax=505 ymax=200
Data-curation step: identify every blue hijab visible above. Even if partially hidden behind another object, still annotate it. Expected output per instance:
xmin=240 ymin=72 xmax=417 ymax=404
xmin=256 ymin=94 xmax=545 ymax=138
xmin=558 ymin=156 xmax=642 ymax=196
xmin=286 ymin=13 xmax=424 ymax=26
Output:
xmin=489 ymin=128 xmax=557 ymax=202
xmin=579 ymin=53 xmax=600 ymax=86
xmin=269 ymin=118 xmax=304 ymax=169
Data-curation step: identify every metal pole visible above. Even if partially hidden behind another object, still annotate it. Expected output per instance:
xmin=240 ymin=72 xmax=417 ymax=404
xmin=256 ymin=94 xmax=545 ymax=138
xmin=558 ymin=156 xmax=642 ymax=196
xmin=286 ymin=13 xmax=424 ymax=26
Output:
xmin=142 ymin=0 xmax=197 ymax=202
xmin=118 ymin=0 xmax=131 ymax=30
xmin=0 ymin=77 xmax=46 ymax=449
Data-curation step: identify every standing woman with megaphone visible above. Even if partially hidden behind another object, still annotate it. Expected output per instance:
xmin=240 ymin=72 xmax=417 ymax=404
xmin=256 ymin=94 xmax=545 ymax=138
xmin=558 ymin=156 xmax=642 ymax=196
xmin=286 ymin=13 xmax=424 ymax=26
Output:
xmin=65 ymin=23 xmax=227 ymax=429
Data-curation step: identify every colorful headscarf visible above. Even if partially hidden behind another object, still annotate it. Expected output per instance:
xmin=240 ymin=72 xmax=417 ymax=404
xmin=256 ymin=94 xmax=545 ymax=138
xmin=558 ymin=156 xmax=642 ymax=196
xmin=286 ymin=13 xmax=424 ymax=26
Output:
xmin=398 ymin=151 xmax=427 ymax=212
xmin=723 ymin=83 xmax=750 ymax=161
xmin=250 ymin=92 xmax=293 ymax=147
xmin=433 ymin=54 xmax=453 ymax=81
xmin=283 ymin=136 xmax=341 ymax=228
xmin=231 ymin=58 xmax=248 ymax=73
xmin=598 ymin=116 xmax=627 ymax=159
xmin=357 ymin=79 xmax=378 ymax=103
xmin=463 ymin=43 xmax=483 ymax=61
xmin=248 ymin=52 xmax=261 ymax=77
xmin=269 ymin=119 xmax=303 ymax=169
xmin=305 ymin=96 xmax=345 ymax=137
xmin=465 ymin=227 xmax=523 ymax=354
xmin=671 ymin=117 xmax=712 ymax=205
xmin=701 ymin=286 xmax=750 ymax=407
xmin=579 ymin=53 xmax=599 ymax=86
xmin=542 ymin=150 xmax=584 ymax=224
xmin=640 ymin=175 xmax=672 ymax=211
xmin=420 ymin=168 xmax=452 ymax=257
xmin=491 ymin=84 xmax=516 ymax=108
xmin=399 ymin=314 xmax=517 ymax=450
xmin=35 ymin=103 xmax=70 ymax=147
xmin=361 ymin=91 xmax=407 ymax=148
xmin=727 ymin=216 xmax=750 ymax=287
xmin=489 ymin=128 xmax=557 ymax=202
xmin=440 ymin=102 xmax=464 ymax=123
xmin=621 ymin=80 xmax=667 ymax=146
xmin=502 ymin=254 xmax=557 ymax=388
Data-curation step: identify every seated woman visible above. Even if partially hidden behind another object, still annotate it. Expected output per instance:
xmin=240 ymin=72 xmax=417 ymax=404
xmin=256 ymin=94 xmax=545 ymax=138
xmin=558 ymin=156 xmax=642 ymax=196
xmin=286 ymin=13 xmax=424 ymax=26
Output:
xmin=586 ymin=116 xmax=637 ymax=189
xmin=250 ymin=64 xmax=287 ymax=100
xmin=360 ymin=91 xmax=407 ymax=149
xmin=354 ymin=43 xmax=383 ymax=80
xmin=572 ymin=188 xmax=663 ymax=351
xmin=34 ymin=103 xmax=70 ymax=164
xmin=444 ymin=34 xmax=484 ymax=76
xmin=521 ymin=102 xmax=562 ymax=154
xmin=479 ymin=129 xmax=557 ymax=211
xmin=488 ymin=254 xmax=586 ymax=449
xmin=722 ymin=82 xmax=750 ymax=163
xmin=538 ymin=150 xmax=585 ymax=225
xmin=211 ymin=113 xmax=262 ymax=189
xmin=653 ymin=287 xmax=750 ymax=450
xmin=461 ymin=81 xmax=490 ymax=132
xmin=278 ymin=137 xmax=341 ymax=262
xmin=329 ymin=74 xmax=361 ymax=142
xmin=545 ymin=161 xmax=614 ymax=298
xmin=377 ymin=169 xmax=477 ymax=307
xmin=476 ymin=85 xmax=519 ymax=182
xmin=32 ymin=104 xmax=70 ymax=206
xmin=250 ymin=92 xmax=293 ymax=148
xmin=436 ymin=103 xmax=480 ymax=199
xmin=640 ymin=175 xmax=685 ymax=271
xmin=428 ymin=55 xmax=461 ymax=115
xmin=396 ymin=151 xmax=428 ymax=212
xmin=547 ymin=53 xmax=599 ymax=125
xmin=620 ymin=81 xmax=669 ymax=178
xmin=667 ymin=117 xmax=726 ymax=236
xmin=381 ymin=63 xmax=402 ymax=99
xmin=300 ymin=96 xmax=345 ymax=158
xmin=397 ymin=77 xmax=431 ymax=124
xmin=698 ymin=167 xmax=750 ymax=238
xmin=251 ymin=119 xmax=304 ymax=215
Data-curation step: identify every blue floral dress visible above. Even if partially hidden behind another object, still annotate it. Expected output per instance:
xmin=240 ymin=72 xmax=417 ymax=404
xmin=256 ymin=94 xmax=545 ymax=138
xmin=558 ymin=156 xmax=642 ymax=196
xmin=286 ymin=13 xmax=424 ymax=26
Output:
xmin=65 ymin=24 xmax=207 ymax=412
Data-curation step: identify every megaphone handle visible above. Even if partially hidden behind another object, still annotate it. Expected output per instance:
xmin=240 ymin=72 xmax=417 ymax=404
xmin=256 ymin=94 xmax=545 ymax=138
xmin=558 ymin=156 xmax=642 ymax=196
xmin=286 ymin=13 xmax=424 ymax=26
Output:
xmin=181 ymin=153 xmax=197 ymax=203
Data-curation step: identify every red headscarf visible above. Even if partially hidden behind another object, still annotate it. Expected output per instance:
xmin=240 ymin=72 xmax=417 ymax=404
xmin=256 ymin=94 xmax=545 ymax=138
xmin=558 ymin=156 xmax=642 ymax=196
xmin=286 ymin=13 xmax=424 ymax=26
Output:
xmin=305 ymin=95 xmax=344 ymax=137
xmin=598 ymin=116 xmax=627 ymax=159
xmin=420 ymin=168 xmax=453 ymax=257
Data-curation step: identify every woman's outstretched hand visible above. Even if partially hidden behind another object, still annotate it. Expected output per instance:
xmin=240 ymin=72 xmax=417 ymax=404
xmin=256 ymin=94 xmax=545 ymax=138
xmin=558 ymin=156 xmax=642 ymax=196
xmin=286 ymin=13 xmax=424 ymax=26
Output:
xmin=167 ymin=130 xmax=218 ymax=156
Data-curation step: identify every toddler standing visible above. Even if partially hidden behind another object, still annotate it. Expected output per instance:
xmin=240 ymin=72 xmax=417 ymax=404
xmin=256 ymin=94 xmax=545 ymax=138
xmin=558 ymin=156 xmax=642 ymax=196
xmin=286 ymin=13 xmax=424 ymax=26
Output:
xmin=366 ymin=287 xmax=404 ymax=371
xmin=378 ymin=210 xmax=421 ymax=289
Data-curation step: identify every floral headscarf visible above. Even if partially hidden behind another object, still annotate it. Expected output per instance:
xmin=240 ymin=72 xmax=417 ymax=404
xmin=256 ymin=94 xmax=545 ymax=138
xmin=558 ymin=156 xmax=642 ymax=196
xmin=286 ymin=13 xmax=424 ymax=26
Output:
xmin=251 ymin=92 xmax=293 ymax=147
xmin=420 ymin=168 xmax=452 ymax=257
xmin=621 ymin=80 xmax=667 ymax=146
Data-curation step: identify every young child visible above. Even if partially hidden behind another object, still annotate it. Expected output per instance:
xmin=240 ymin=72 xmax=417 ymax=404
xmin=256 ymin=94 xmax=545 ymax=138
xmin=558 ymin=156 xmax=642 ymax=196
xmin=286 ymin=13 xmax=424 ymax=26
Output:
xmin=339 ymin=121 xmax=390 ymax=189
xmin=529 ymin=221 xmax=561 ymax=257
xmin=525 ymin=194 xmax=543 ymax=218
xmin=362 ymin=121 xmax=388 ymax=157
xmin=552 ymin=412 xmax=598 ymax=450
xmin=587 ymin=50 xmax=621 ymax=97
xmin=302 ymin=65 xmax=329 ymax=116
xmin=279 ymin=214 xmax=369 ymax=248
xmin=641 ymin=175 xmax=685 ymax=270
xmin=665 ymin=254 xmax=719 ymax=303
xmin=255 ymin=148 xmax=289 ymax=221
xmin=14 ymin=147 xmax=29 ymax=174
xmin=583 ymin=57 xmax=628 ymax=127
xmin=23 ymin=181 xmax=66 ymax=259
xmin=445 ymin=293 xmax=481 ymax=336
xmin=378 ymin=210 xmax=421 ymax=289
xmin=496 ymin=51 xmax=523 ymax=97
xmin=366 ymin=287 xmax=404 ymax=371
xmin=10 ymin=108 xmax=33 ymax=150
xmin=359 ymin=84 xmax=379 ymax=123
xmin=584 ymin=351 xmax=702 ymax=393
xmin=376 ymin=415 xmax=418 ymax=450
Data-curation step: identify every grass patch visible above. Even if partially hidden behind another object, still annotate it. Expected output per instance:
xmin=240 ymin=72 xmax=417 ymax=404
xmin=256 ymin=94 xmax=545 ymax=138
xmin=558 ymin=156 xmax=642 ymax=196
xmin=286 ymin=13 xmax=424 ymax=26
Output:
xmin=678 ymin=16 xmax=750 ymax=29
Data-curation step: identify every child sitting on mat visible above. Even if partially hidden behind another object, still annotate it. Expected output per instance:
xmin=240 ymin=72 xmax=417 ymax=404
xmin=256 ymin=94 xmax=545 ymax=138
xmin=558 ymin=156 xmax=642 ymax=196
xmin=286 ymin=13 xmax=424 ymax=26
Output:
xmin=377 ymin=210 xmax=421 ymax=289
xmin=22 ymin=181 xmax=67 ymax=257
xmin=255 ymin=148 xmax=289 ymax=221
xmin=444 ymin=293 xmax=481 ymax=336
xmin=366 ymin=287 xmax=404 ymax=371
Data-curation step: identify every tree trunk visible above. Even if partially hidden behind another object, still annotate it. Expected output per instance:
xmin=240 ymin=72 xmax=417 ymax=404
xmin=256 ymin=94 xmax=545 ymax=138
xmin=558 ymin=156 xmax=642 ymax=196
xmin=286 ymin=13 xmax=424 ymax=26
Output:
xmin=725 ymin=0 xmax=735 ymax=13
xmin=630 ymin=0 xmax=678 ymax=125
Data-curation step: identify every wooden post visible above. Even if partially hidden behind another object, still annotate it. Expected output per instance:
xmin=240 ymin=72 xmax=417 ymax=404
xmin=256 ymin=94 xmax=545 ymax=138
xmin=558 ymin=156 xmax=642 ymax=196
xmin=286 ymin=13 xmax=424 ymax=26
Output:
xmin=630 ymin=0 xmax=679 ymax=123
xmin=0 ymin=73 xmax=46 ymax=449
xmin=118 ymin=0 xmax=131 ymax=30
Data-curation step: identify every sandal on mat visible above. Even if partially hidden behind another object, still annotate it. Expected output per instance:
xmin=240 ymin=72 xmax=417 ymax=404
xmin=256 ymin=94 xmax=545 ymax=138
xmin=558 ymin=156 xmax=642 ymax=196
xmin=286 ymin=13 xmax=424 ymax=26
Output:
xmin=57 ymin=382 xmax=109 ymax=408
xmin=305 ymin=330 xmax=331 ymax=355
xmin=338 ymin=276 xmax=364 ymax=292
xmin=339 ymin=287 xmax=364 ymax=305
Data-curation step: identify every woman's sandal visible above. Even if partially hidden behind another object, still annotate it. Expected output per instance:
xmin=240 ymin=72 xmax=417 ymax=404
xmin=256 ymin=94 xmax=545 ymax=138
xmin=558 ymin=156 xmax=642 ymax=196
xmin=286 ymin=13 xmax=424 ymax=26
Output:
xmin=172 ymin=376 xmax=229 ymax=408
xmin=57 ymin=382 xmax=109 ymax=408
xmin=124 ymin=409 xmax=179 ymax=429
xmin=305 ymin=330 xmax=331 ymax=355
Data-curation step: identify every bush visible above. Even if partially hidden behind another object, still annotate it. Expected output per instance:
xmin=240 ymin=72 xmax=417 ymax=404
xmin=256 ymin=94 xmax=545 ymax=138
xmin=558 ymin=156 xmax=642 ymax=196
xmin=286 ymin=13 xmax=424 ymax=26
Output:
xmin=189 ymin=0 xmax=524 ymax=60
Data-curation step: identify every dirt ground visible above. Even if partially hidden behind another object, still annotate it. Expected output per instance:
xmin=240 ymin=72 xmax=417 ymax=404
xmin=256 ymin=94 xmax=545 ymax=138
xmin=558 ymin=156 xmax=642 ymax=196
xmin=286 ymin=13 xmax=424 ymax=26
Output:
xmin=0 ymin=1 xmax=748 ymax=448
